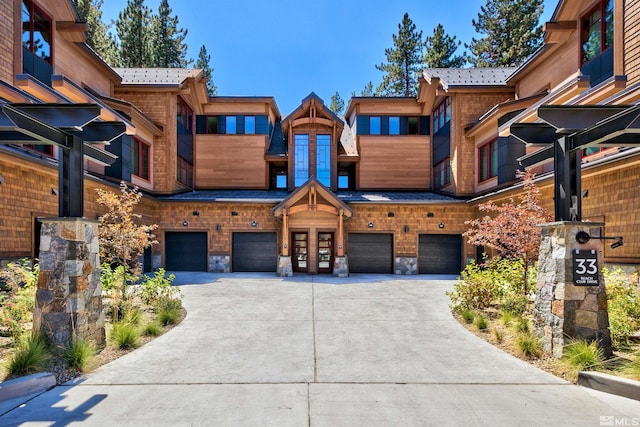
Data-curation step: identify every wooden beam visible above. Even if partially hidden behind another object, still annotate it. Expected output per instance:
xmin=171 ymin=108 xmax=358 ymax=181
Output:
xmin=543 ymin=21 xmax=576 ymax=44
xmin=56 ymin=21 xmax=88 ymax=43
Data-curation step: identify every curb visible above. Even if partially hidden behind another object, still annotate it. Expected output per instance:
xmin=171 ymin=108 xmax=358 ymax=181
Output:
xmin=0 ymin=372 xmax=56 ymax=413
xmin=578 ymin=371 xmax=640 ymax=401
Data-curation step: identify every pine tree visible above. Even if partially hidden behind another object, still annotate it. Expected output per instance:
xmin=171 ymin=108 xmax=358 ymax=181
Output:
xmin=424 ymin=24 xmax=465 ymax=68
xmin=151 ymin=0 xmax=189 ymax=67
xmin=375 ymin=13 xmax=424 ymax=96
xmin=466 ymin=0 xmax=544 ymax=67
xmin=329 ymin=91 xmax=345 ymax=115
xmin=115 ymin=0 xmax=153 ymax=67
xmin=74 ymin=0 xmax=120 ymax=66
xmin=196 ymin=45 xmax=217 ymax=96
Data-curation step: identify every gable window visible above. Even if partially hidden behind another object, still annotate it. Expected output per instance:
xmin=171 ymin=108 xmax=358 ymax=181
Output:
xmin=582 ymin=0 xmax=613 ymax=64
xmin=316 ymin=134 xmax=331 ymax=187
xmin=177 ymin=97 xmax=193 ymax=134
xmin=408 ymin=117 xmax=420 ymax=135
xmin=245 ymin=116 xmax=255 ymax=134
xmin=225 ymin=116 xmax=237 ymax=134
xmin=479 ymin=139 xmax=498 ymax=182
xmin=132 ymin=138 xmax=150 ymax=180
xmin=294 ymin=134 xmax=309 ymax=186
xmin=434 ymin=158 xmax=450 ymax=188
xmin=370 ymin=116 xmax=381 ymax=135
xmin=389 ymin=117 xmax=400 ymax=135
xmin=206 ymin=116 xmax=218 ymax=134
xmin=433 ymin=97 xmax=451 ymax=133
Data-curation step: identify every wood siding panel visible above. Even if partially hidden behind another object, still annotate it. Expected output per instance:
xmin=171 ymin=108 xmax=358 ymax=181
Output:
xmin=357 ymin=102 xmax=422 ymax=115
xmin=0 ymin=0 xmax=14 ymax=82
xmin=53 ymin=37 xmax=112 ymax=95
xmin=195 ymin=135 xmax=268 ymax=188
xmin=203 ymin=102 xmax=271 ymax=115
xmin=357 ymin=136 xmax=430 ymax=189
xmin=625 ymin=0 xmax=640 ymax=84
xmin=516 ymin=40 xmax=581 ymax=98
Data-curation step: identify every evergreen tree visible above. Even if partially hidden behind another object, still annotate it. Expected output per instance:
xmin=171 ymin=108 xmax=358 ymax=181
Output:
xmin=375 ymin=13 xmax=424 ymax=97
xmin=329 ymin=91 xmax=345 ymax=115
xmin=196 ymin=45 xmax=217 ymax=96
xmin=466 ymin=0 xmax=544 ymax=67
xmin=115 ymin=0 xmax=153 ymax=67
xmin=151 ymin=0 xmax=189 ymax=67
xmin=424 ymin=24 xmax=465 ymax=68
xmin=74 ymin=0 xmax=120 ymax=66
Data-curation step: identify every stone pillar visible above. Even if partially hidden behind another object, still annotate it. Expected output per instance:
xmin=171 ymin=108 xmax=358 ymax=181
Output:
xmin=278 ymin=255 xmax=293 ymax=277
xmin=395 ymin=256 xmax=417 ymax=275
xmin=333 ymin=256 xmax=348 ymax=278
xmin=534 ymin=222 xmax=611 ymax=358
xmin=34 ymin=218 xmax=105 ymax=349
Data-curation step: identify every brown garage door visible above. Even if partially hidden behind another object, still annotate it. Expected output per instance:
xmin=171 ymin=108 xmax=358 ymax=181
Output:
xmin=418 ymin=234 xmax=462 ymax=274
xmin=232 ymin=232 xmax=277 ymax=272
xmin=348 ymin=233 xmax=393 ymax=274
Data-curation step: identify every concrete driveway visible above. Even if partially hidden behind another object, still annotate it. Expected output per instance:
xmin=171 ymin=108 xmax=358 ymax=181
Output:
xmin=1 ymin=273 xmax=638 ymax=426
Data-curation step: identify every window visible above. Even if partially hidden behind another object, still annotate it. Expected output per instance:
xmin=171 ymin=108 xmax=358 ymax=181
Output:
xmin=370 ymin=116 xmax=381 ymax=135
xmin=479 ymin=139 xmax=498 ymax=182
xmin=177 ymin=97 xmax=193 ymax=134
xmin=408 ymin=117 xmax=420 ymax=135
xmin=433 ymin=97 xmax=451 ymax=133
xmin=24 ymin=144 xmax=53 ymax=157
xmin=276 ymin=171 xmax=287 ymax=189
xmin=245 ymin=116 xmax=255 ymax=134
xmin=132 ymin=138 xmax=150 ymax=180
xmin=22 ymin=0 xmax=51 ymax=64
xmin=225 ymin=116 xmax=236 ymax=134
xmin=316 ymin=134 xmax=331 ymax=187
xmin=294 ymin=134 xmax=309 ymax=186
xmin=434 ymin=158 xmax=450 ymax=188
xmin=206 ymin=116 xmax=218 ymax=134
xmin=338 ymin=174 xmax=349 ymax=189
xmin=177 ymin=156 xmax=193 ymax=187
xmin=389 ymin=117 xmax=400 ymax=135
xmin=582 ymin=0 xmax=613 ymax=64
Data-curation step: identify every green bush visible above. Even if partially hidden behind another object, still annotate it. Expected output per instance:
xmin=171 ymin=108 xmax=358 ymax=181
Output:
xmin=140 ymin=268 xmax=180 ymax=306
xmin=605 ymin=268 xmax=640 ymax=350
xmin=100 ymin=263 xmax=138 ymax=301
xmin=62 ymin=338 xmax=95 ymax=371
xmin=156 ymin=299 xmax=182 ymax=326
xmin=111 ymin=322 xmax=139 ymax=349
xmin=122 ymin=307 xmax=143 ymax=326
xmin=513 ymin=317 xmax=530 ymax=334
xmin=493 ymin=327 xmax=504 ymax=343
xmin=500 ymin=310 xmax=515 ymax=326
xmin=475 ymin=315 xmax=489 ymax=331
xmin=516 ymin=332 xmax=541 ymax=358
xmin=0 ymin=260 xmax=38 ymax=341
xmin=142 ymin=321 xmax=163 ymax=337
xmin=460 ymin=308 xmax=475 ymax=324
xmin=562 ymin=339 xmax=604 ymax=371
xmin=6 ymin=334 xmax=50 ymax=376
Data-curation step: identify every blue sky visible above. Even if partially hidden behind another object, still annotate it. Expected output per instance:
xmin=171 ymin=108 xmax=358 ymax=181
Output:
xmin=100 ymin=0 xmax=559 ymax=114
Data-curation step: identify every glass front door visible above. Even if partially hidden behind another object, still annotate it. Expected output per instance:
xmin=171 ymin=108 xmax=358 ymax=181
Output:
xmin=292 ymin=232 xmax=308 ymax=272
xmin=318 ymin=232 xmax=334 ymax=274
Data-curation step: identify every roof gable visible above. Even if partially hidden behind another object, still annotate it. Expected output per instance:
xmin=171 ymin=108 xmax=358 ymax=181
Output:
xmin=272 ymin=178 xmax=353 ymax=218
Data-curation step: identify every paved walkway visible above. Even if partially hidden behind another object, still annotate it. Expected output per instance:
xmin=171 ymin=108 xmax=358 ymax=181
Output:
xmin=1 ymin=273 xmax=638 ymax=426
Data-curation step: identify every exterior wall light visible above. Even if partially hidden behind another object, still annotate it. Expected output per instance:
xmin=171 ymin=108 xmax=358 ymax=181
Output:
xmin=438 ymin=223 xmax=445 ymax=229
xmin=387 ymin=212 xmax=395 ymax=217
xmin=368 ymin=222 xmax=374 ymax=228
xmin=182 ymin=220 xmax=188 ymax=227
xmin=192 ymin=211 xmax=200 ymax=216
xmin=427 ymin=212 xmax=434 ymax=218
xmin=251 ymin=221 xmax=257 ymax=227
xmin=404 ymin=225 xmax=409 ymax=233
xmin=231 ymin=211 xmax=238 ymax=216
xmin=216 ymin=224 xmax=221 ymax=232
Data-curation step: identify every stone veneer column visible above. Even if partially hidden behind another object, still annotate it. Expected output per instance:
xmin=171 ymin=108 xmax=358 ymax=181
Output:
xmin=333 ymin=256 xmax=348 ymax=278
xmin=534 ymin=222 xmax=611 ymax=358
xmin=278 ymin=255 xmax=293 ymax=277
xmin=34 ymin=218 xmax=105 ymax=349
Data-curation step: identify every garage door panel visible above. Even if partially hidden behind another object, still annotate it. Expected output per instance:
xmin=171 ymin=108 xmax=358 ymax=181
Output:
xmin=348 ymin=233 xmax=393 ymax=274
xmin=232 ymin=232 xmax=277 ymax=272
xmin=165 ymin=232 xmax=208 ymax=271
xmin=419 ymin=234 xmax=462 ymax=274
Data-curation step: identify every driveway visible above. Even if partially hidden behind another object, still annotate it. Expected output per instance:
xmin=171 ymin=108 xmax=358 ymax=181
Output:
xmin=1 ymin=274 xmax=638 ymax=426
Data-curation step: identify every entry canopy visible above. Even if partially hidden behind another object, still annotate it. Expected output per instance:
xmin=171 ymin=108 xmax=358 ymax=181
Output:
xmin=512 ymin=103 xmax=640 ymax=221
xmin=0 ymin=102 xmax=126 ymax=217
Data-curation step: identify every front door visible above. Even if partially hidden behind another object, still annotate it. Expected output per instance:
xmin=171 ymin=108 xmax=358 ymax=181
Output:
xmin=318 ymin=232 xmax=334 ymax=274
xmin=292 ymin=232 xmax=308 ymax=272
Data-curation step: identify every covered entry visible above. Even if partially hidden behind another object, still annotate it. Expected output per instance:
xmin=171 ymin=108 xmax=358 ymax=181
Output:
xmin=232 ymin=232 xmax=277 ymax=272
xmin=165 ymin=232 xmax=208 ymax=271
xmin=348 ymin=233 xmax=394 ymax=274
xmin=418 ymin=234 xmax=462 ymax=274
xmin=272 ymin=178 xmax=353 ymax=275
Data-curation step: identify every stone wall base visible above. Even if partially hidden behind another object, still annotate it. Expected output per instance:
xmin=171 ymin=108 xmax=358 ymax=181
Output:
xmin=209 ymin=255 xmax=230 ymax=273
xmin=395 ymin=256 xmax=417 ymax=275
xmin=333 ymin=256 xmax=348 ymax=277
xmin=278 ymin=256 xmax=293 ymax=277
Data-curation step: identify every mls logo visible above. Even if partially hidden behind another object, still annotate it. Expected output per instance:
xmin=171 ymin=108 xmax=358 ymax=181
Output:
xmin=600 ymin=416 xmax=615 ymax=426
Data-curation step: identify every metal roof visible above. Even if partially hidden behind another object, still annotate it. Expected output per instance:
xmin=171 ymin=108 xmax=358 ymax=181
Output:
xmin=114 ymin=68 xmax=202 ymax=86
xmin=423 ymin=68 xmax=517 ymax=89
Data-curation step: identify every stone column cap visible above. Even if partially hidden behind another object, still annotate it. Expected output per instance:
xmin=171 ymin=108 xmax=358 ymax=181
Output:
xmin=38 ymin=217 xmax=100 ymax=224
xmin=538 ymin=221 xmax=605 ymax=228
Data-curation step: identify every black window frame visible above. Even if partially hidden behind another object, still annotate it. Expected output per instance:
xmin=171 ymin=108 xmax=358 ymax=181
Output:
xmin=581 ymin=0 xmax=613 ymax=65
xmin=434 ymin=157 xmax=451 ymax=188
xmin=22 ymin=0 xmax=52 ymax=65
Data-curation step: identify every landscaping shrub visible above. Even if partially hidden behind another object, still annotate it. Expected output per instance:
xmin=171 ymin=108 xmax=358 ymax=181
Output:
xmin=493 ymin=328 xmax=504 ymax=343
xmin=562 ymin=339 xmax=604 ymax=371
xmin=500 ymin=310 xmax=515 ymax=326
xmin=142 ymin=321 xmax=163 ymax=337
xmin=513 ymin=317 xmax=530 ymax=334
xmin=604 ymin=268 xmax=640 ymax=350
xmin=0 ymin=260 xmax=38 ymax=341
xmin=62 ymin=338 xmax=95 ymax=372
xmin=111 ymin=322 xmax=140 ymax=349
xmin=448 ymin=260 xmax=504 ymax=310
xmin=460 ymin=308 xmax=475 ymax=324
xmin=475 ymin=315 xmax=489 ymax=331
xmin=516 ymin=332 xmax=541 ymax=358
xmin=122 ymin=307 xmax=143 ymax=326
xmin=6 ymin=334 xmax=50 ymax=376
xmin=157 ymin=299 xmax=182 ymax=326
xmin=140 ymin=268 xmax=180 ymax=306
